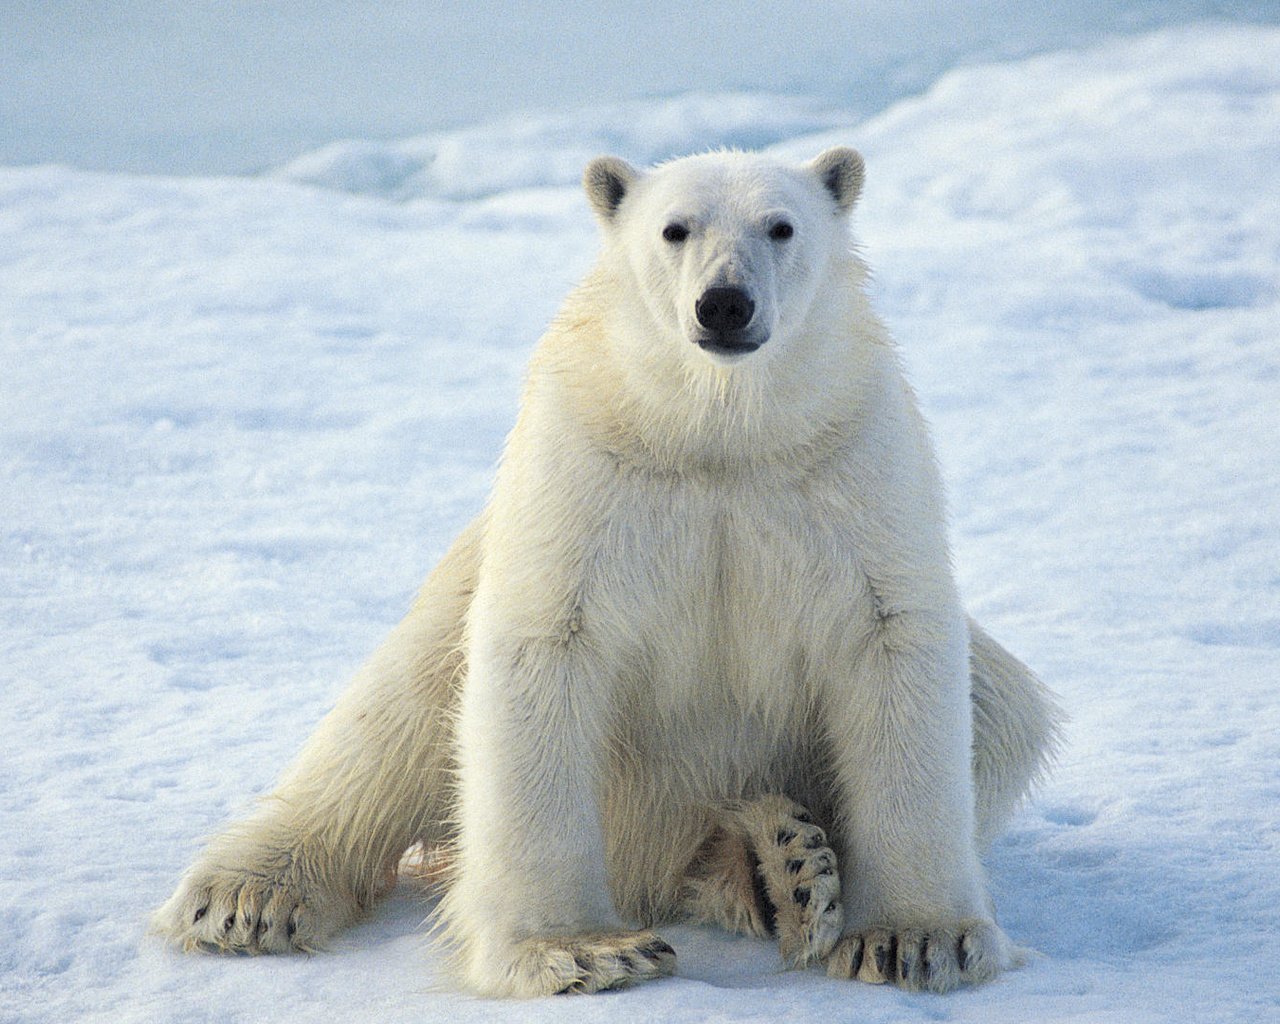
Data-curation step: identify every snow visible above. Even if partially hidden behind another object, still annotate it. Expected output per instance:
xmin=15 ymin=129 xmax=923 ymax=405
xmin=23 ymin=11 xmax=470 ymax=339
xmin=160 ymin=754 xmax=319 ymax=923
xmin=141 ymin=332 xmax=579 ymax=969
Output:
xmin=3 ymin=17 xmax=1280 ymax=1024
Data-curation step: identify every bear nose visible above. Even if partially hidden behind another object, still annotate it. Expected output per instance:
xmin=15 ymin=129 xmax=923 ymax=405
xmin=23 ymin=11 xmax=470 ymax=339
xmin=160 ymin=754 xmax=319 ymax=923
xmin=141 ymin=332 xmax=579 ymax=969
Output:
xmin=695 ymin=287 xmax=755 ymax=333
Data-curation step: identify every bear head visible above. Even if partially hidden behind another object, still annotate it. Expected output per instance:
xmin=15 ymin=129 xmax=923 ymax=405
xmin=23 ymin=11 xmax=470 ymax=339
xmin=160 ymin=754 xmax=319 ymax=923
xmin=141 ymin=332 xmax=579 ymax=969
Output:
xmin=583 ymin=147 xmax=864 ymax=370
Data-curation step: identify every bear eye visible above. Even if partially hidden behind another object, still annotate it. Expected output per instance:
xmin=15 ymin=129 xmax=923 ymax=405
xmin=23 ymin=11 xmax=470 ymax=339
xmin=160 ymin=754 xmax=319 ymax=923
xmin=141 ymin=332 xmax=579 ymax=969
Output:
xmin=662 ymin=223 xmax=690 ymax=244
xmin=769 ymin=221 xmax=794 ymax=241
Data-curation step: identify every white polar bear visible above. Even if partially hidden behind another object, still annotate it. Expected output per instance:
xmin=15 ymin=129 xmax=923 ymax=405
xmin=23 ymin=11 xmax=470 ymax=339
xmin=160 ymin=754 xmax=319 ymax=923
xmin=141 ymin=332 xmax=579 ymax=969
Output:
xmin=154 ymin=146 xmax=1062 ymax=997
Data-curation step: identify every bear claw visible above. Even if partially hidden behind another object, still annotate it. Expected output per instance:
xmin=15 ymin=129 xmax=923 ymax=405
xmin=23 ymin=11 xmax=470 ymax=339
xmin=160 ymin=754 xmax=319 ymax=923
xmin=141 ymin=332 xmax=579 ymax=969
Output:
xmin=522 ymin=931 xmax=676 ymax=996
xmin=826 ymin=920 xmax=1015 ymax=991
xmin=740 ymin=797 xmax=844 ymax=966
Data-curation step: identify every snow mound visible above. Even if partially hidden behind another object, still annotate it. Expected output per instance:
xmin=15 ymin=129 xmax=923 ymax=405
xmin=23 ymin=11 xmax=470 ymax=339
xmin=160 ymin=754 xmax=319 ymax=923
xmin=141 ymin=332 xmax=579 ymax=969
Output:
xmin=271 ymin=92 xmax=850 ymax=201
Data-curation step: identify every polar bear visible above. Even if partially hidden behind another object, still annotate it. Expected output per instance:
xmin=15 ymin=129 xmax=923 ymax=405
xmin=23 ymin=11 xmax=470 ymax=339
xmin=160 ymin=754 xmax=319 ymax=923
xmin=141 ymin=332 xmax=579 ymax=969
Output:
xmin=154 ymin=146 xmax=1061 ymax=997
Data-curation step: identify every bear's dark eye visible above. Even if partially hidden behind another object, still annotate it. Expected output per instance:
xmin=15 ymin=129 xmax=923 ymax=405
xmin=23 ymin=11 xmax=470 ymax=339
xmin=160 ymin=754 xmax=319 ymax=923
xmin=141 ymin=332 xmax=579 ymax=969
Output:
xmin=769 ymin=221 xmax=794 ymax=241
xmin=662 ymin=223 xmax=689 ymax=244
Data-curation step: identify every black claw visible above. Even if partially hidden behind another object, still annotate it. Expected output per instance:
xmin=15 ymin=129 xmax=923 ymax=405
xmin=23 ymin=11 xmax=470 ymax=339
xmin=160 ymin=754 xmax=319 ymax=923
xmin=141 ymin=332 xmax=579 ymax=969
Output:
xmin=793 ymin=886 xmax=811 ymax=908
xmin=287 ymin=920 xmax=297 ymax=939
xmin=804 ymin=833 xmax=824 ymax=849
xmin=874 ymin=936 xmax=898 ymax=979
xmin=640 ymin=939 xmax=675 ymax=959
xmin=223 ymin=913 xmax=236 ymax=933
xmin=786 ymin=858 xmax=804 ymax=873
xmin=193 ymin=906 xmax=207 ymax=924
xmin=849 ymin=938 xmax=865 ymax=978
xmin=874 ymin=942 xmax=889 ymax=977
xmin=776 ymin=829 xmax=796 ymax=846
xmin=957 ymin=935 xmax=969 ymax=972
xmin=617 ymin=953 xmax=636 ymax=972
xmin=900 ymin=952 xmax=912 ymax=982
xmin=793 ymin=809 xmax=814 ymax=824
xmin=750 ymin=860 xmax=779 ymax=935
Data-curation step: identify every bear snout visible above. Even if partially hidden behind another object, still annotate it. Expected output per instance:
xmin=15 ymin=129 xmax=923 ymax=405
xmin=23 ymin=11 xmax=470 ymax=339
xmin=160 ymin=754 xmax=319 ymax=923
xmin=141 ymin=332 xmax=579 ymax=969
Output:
xmin=696 ymin=287 xmax=755 ymax=333
xmin=694 ymin=287 xmax=764 ymax=355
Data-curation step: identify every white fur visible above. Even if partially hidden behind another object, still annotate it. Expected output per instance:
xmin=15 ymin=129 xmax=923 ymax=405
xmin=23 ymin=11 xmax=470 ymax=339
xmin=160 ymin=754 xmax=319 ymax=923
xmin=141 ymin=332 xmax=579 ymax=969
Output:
xmin=154 ymin=148 xmax=1062 ymax=998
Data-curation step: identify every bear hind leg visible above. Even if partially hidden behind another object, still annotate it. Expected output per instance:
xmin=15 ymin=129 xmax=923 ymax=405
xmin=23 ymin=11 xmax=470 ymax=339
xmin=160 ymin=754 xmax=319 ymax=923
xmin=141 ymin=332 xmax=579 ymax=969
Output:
xmin=153 ymin=515 xmax=483 ymax=954
xmin=679 ymin=795 xmax=843 ymax=965
xmin=967 ymin=619 xmax=1065 ymax=848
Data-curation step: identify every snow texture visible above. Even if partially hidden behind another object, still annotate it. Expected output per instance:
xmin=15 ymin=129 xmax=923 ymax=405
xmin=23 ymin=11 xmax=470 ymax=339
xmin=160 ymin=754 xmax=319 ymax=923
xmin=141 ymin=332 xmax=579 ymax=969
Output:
xmin=3 ymin=20 xmax=1279 ymax=1024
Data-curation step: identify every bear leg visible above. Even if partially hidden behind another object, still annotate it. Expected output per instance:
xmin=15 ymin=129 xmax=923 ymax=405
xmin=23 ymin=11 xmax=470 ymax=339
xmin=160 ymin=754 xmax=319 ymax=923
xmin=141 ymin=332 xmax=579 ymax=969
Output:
xmin=680 ymin=795 xmax=843 ymax=965
xmin=153 ymin=514 xmax=483 ymax=954
xmin=967 ymin=618 xmax=1065 ymax=847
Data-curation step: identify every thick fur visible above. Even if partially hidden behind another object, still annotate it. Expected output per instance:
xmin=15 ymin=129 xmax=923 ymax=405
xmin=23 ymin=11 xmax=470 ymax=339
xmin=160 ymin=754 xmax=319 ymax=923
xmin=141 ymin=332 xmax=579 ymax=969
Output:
xmin=154 ymin=148 xmax=1062 ymax=997
xmin=680 ymin=795 xmax=844 ymax=965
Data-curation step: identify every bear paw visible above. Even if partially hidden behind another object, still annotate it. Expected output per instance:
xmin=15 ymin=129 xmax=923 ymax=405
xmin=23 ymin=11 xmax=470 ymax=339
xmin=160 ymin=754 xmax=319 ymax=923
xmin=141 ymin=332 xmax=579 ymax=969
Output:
xmin=825 ymin=919 xmax=1018 ymax=992
xmin=682 ymin=795 xmax=843 ymax=965
xmin=153 ymin=860 xmax=355 ymax=955
xmin=507 ymin=931 xmax=676 ymax=995
xmin=743 ymin=797 xmax=843 ymax=965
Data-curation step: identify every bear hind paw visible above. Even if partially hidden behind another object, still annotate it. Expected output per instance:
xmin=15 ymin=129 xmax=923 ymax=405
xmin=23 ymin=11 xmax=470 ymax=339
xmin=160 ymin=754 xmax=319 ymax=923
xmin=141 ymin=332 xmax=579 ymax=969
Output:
xmin=682 ymin=795 xmax=843 ymax=966
xmin=153 ymin=864 xmax=344 ymax=956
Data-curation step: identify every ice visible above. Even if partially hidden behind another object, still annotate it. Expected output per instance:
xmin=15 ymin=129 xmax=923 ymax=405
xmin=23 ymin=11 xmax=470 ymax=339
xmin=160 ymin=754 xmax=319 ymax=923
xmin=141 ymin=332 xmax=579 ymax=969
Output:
xmin=3 ymin=18 xmax=1279 ymax=1024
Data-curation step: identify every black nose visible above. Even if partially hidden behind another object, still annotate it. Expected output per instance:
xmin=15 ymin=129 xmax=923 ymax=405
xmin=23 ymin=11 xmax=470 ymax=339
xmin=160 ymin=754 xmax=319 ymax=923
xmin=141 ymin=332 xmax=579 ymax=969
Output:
xmin=695 ymin=287 xmax=755 ymax=333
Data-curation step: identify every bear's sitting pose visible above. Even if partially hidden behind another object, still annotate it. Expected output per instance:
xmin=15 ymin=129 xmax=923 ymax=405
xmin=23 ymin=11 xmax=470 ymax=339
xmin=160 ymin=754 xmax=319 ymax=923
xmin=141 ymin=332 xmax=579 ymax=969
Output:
xmin=155 ymin=147 xmax=1061 ymax=997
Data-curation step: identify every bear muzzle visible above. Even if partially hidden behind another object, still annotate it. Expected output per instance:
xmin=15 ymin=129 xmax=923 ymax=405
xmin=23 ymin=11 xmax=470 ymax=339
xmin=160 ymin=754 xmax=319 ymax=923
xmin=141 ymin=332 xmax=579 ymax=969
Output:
xmin=694 ymin=286 xmax=766 ymax=356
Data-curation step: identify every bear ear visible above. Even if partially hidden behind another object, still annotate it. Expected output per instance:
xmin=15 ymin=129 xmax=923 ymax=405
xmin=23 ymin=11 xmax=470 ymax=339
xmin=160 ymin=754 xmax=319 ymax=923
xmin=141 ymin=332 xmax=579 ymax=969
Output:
xmin=809 ymin=146 xmax=865 ymax=213
xmin=584 ymin=155 xmax=640 ymax=223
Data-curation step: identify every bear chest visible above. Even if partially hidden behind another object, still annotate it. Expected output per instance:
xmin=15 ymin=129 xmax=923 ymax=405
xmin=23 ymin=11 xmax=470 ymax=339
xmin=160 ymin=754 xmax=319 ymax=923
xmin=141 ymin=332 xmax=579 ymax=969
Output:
xmin=590 ymin=471 xmax=870 ymax=707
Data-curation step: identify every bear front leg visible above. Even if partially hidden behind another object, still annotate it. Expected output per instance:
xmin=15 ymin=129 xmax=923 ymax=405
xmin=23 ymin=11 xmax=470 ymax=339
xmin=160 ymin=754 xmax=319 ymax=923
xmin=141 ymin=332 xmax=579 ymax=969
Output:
xmin=439 ymin=626 xmax=674 ymax=996
xmin=821 ymin=610 xmax=1017 ymax=992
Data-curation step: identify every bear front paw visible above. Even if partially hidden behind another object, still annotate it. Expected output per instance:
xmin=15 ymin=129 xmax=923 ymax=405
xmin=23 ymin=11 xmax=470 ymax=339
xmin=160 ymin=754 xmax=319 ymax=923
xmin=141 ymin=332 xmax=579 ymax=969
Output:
xmin=504 ymin=931 xmax=676 ymax=996
xmin=825 ymin=919 xmax=1018 ymax=992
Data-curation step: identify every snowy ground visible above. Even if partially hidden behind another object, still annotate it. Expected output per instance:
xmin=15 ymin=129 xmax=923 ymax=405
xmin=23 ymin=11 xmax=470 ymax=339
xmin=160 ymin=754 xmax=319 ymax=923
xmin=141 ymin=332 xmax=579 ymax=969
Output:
xmin=3 ymin=19 xmax=1280 ymax=1024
